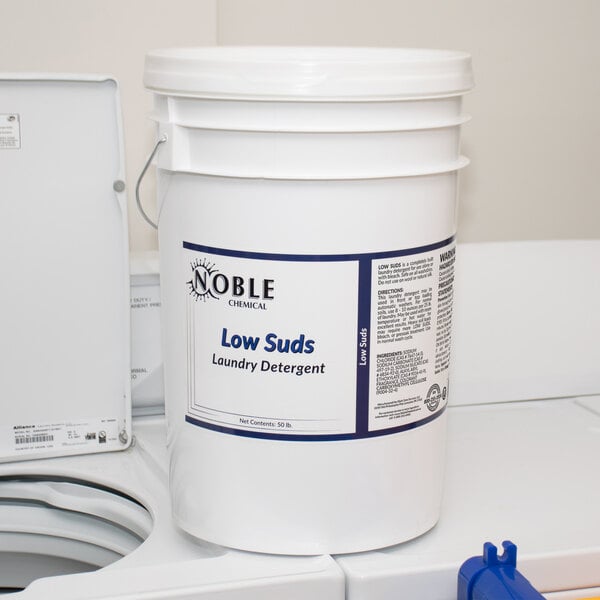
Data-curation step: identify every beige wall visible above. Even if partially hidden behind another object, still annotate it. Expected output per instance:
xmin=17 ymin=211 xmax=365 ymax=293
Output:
xmin=2 ymin=0 xmax=598 ymax=248
xmin=217 ymin=0 xmax=600 ymax=243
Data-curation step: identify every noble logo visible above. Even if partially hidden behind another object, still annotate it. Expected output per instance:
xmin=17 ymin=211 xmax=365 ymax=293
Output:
xmin=186 ymin=257 xmax=276 ymax=303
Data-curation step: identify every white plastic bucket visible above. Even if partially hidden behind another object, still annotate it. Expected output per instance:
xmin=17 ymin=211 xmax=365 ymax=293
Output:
xmin=144 ymin=47 xmax=473 ymax=555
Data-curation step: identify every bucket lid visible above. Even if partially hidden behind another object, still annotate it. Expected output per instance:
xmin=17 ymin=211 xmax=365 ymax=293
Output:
xmin=144 ymin=46 xmax=474 ymax=101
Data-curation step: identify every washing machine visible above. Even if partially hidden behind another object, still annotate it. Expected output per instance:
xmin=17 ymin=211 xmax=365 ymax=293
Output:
xmin=0 ymin=74 xmax=343 ymax=599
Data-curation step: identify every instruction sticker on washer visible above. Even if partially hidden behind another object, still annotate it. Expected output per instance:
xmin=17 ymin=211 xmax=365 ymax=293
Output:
xmin=183 ymin=238 xmax=454 ymax=441
xmin=0 ymin=114 xmax=21 ymax=149
xmin=0 ymin=417 xmax=120 ymax=460
xmin=130 ymin=283 xmax=163 ymax=397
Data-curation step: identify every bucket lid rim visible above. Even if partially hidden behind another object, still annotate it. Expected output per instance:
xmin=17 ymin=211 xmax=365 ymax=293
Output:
xmin=144 ymin=46 xmax=474 ymax=100
xmin=146 ymin=46 xmax=472 ymax=61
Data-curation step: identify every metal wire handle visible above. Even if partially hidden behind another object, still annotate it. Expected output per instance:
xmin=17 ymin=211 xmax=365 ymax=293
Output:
xmin=135 ymin=134 xmax=168 ymax=230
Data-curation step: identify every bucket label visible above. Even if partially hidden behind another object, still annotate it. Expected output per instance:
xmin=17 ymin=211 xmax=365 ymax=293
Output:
xmin=183 ymin=238 xmax=454 ymax=441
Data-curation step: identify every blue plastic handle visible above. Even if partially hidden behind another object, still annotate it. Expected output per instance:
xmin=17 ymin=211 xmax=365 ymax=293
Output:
xmin=458 ymin=541 xmax=545 ymax=600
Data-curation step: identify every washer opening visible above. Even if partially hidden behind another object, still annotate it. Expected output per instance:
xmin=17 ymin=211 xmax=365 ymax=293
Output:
xmin=0 ymin=477 xmax=153 ymax=594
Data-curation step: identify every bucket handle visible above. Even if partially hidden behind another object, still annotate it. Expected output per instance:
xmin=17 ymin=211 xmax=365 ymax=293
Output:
xmin=135 ymin=134 xmax=168 ymax=230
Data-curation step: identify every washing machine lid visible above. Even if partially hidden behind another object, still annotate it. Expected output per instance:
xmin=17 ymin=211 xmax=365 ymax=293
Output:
xmin=335 ymin=395 xmax=600 ymax=599
xmin=0 ymin=74 xmax=131 ymax=462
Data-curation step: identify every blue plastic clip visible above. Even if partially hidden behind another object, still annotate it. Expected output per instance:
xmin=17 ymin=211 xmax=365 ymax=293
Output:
xmin=458 ymin=541 xmax=545 ymax=600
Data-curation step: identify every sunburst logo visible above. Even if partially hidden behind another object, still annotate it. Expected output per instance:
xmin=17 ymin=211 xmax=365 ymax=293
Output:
xmin=187 ymin=258 xmax=219 ymax=302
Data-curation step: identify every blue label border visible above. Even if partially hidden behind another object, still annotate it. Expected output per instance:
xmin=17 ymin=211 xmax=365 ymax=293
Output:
xmin=185 ymin=407 xmax=446 ymax=442
xmin=183 ymin=237 xmax=454 ymax=263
